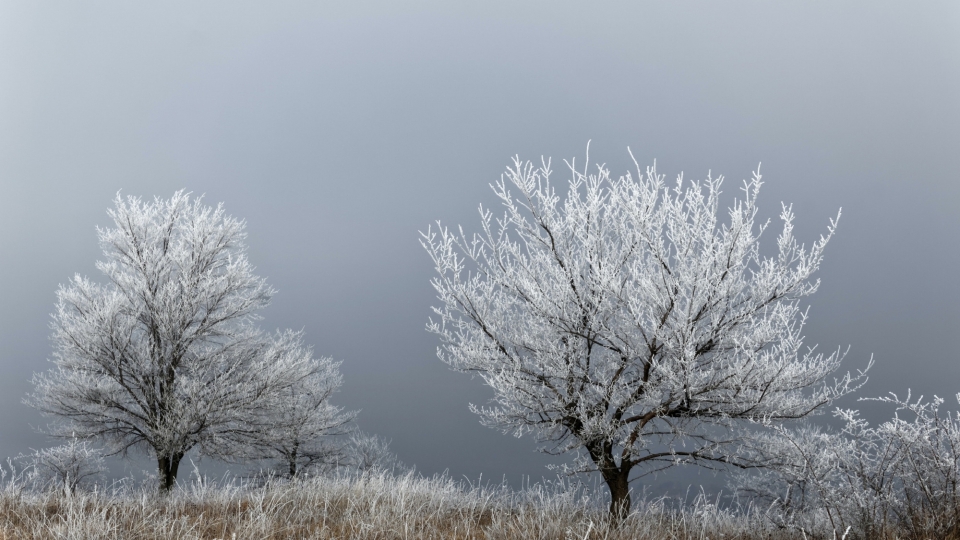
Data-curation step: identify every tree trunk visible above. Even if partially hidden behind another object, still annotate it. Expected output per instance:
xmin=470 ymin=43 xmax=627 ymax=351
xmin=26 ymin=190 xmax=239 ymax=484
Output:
xmin=289 ymin=444 xmax=299 ymax=478
xmin=157 ymin=452 xmax=183 ymax=493
xmin=602 ymin=467 xmax=632 ymax=523
xmin=587 ymin=440 xmax=633 ymax=523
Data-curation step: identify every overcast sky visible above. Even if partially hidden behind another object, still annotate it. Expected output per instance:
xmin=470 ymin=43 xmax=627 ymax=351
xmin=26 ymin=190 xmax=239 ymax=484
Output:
xmin=1 ymin=1 xmax=959 ymax=493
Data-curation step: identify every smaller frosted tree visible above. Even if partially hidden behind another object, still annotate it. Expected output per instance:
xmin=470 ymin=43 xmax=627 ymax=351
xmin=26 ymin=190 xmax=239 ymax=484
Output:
xmin=247 ymin=334 xmax=356 ymax=478
xmin=344 ymin=432 xmax=401 ymax=474
xmin=23 ymin=437 xmax=105 ymax=495
xmin=421 ymin=150 xmax=869 ymax=520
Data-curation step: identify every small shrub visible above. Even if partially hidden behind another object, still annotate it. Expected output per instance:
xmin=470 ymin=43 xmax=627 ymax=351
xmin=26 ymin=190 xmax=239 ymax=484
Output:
xmin=22 ymin=438 xmax=105 ymax=495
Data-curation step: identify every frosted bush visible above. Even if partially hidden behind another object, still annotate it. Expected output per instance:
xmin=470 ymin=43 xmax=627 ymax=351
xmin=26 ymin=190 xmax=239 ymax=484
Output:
xmin=22 ymin=438 xmax=105 ymax=495
xmin=734 ymin=392 xmax=960 ymax=538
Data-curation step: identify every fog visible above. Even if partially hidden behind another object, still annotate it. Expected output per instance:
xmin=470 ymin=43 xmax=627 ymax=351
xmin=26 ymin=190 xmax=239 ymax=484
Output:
xmin=1 ymin=1 xmax=958 ymax=493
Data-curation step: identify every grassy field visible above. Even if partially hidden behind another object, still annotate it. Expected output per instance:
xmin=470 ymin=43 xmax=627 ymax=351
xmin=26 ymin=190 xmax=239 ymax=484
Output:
xmin=0 ymin=469 xmax=814 ymax=540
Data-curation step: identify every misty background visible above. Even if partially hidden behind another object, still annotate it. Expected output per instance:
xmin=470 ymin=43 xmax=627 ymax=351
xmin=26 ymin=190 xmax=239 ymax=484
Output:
xmin=1 ymin=1 xmax=958 ymax=493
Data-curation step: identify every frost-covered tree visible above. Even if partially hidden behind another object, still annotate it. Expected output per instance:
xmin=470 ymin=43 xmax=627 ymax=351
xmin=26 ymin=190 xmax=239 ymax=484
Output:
xmin=28 ymin=191 xmax=333 ymax=492
xmin=247 ymin=338 xmax=356 ymax=478
xmin=344 ymin=432 xmax=401 ymax=474
xmin=421 ymin=150 xmax=868 ymax=520
xmin=23 ymin=437 xmax=106 ymax=495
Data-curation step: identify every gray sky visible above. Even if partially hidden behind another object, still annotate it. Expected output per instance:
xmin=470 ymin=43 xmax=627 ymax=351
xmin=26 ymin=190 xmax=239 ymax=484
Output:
xmin=2 ymin=1 xmax=959 ymax=492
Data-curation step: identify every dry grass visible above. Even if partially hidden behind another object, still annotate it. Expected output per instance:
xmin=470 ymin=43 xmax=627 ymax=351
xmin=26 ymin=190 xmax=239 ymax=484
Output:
xmin=0 ymin=470 xmax=813 ymax=540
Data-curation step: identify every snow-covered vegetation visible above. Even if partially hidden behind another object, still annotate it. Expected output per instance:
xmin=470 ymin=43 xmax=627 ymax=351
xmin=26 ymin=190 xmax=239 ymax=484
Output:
xmin=0 ymin=466 xmax=801 ymax=540
xmin=2 ymin=447 xmax=959 ymax=539
xmin=17 ymin=437 xmax=106 ymax=496
xmin=14 ymin=157 xmax=960 ymax=538
xmin=733 ymin=392 xmax=960 ymax=538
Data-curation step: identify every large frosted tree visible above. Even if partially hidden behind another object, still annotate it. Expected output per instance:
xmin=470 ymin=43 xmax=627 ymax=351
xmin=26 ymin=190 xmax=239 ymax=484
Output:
xmin=28 ymin=191 xmax=340 ymax=492
xmin=421 ymin=151 xmax=868 ymax=520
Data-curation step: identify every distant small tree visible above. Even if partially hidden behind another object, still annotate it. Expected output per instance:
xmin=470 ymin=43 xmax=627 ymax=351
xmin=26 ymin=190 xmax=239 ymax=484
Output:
xmin=28 ymin=191 xmax=339 ymax=492
xmin=344 ymin=432 xmax=401 ymax=473
xmin=24 ymin=437 xmax=105 ymax=495
xmin=421 ymin=150 xmax=868 ymax=520
xmin=246 ymin=338 xmax=356 ymax=478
